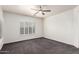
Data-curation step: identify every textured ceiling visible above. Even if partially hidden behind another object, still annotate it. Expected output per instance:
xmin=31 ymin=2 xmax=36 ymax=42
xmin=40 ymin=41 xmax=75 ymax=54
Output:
xmin=2 ymin=5 xmax=77 ymax=18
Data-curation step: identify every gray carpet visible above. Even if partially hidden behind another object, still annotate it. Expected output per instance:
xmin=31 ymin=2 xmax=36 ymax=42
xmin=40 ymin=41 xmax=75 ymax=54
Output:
xmin=1 ymin=37 xmax=79 ymax=54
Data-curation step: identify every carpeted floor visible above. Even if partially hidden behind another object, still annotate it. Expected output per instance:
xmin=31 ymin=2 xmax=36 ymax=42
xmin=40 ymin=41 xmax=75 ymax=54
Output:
xmin=1 ymin=37 xmax=79 ymax=54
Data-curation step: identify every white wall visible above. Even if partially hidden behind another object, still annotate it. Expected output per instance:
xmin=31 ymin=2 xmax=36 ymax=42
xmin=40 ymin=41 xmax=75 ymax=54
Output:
xmin=73 ymin=6 xmax=79 ymax=48
xmin=3 ymin=12 xmax=43 ymax=43
xmin=44 ymin=10 xmax=75 ymax=46
xmin=0 ymin=6 xmax=4 ymax=50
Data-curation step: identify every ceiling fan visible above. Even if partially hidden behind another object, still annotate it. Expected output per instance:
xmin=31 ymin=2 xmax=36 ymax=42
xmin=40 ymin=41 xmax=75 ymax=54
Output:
xmin=32 ymin=5 xmax=51 ymax=16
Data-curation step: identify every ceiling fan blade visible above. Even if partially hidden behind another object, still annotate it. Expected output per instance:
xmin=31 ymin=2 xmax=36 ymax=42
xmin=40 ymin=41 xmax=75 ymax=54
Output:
xmin=33 ymin=11 xmax=39 ymax=16
xmin=43 ymin=10 xmax=51 ymax=12
xmin=31 ymin=8 xmax=39 ymax=11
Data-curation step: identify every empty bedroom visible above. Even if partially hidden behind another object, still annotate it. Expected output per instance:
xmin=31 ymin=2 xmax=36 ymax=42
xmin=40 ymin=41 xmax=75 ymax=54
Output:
xmin=0 ymin=5 xmax=79 ymax=54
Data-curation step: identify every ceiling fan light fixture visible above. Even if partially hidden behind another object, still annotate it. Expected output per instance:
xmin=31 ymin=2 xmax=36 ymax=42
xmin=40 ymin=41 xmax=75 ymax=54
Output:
xmin=32 ymin=5 xmax=51 ymax=16
xmin=42 ymin=12 xmax=45 ymax=15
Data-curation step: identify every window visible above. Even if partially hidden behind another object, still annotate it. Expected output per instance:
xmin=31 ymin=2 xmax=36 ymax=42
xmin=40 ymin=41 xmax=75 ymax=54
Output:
xmin=25 ymin=22 xmax=28 ymax=34
xmin=20 ymin=22 xmax=24 ymax=34
xmin=20 ymin=21 xmax=35 ymax=35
